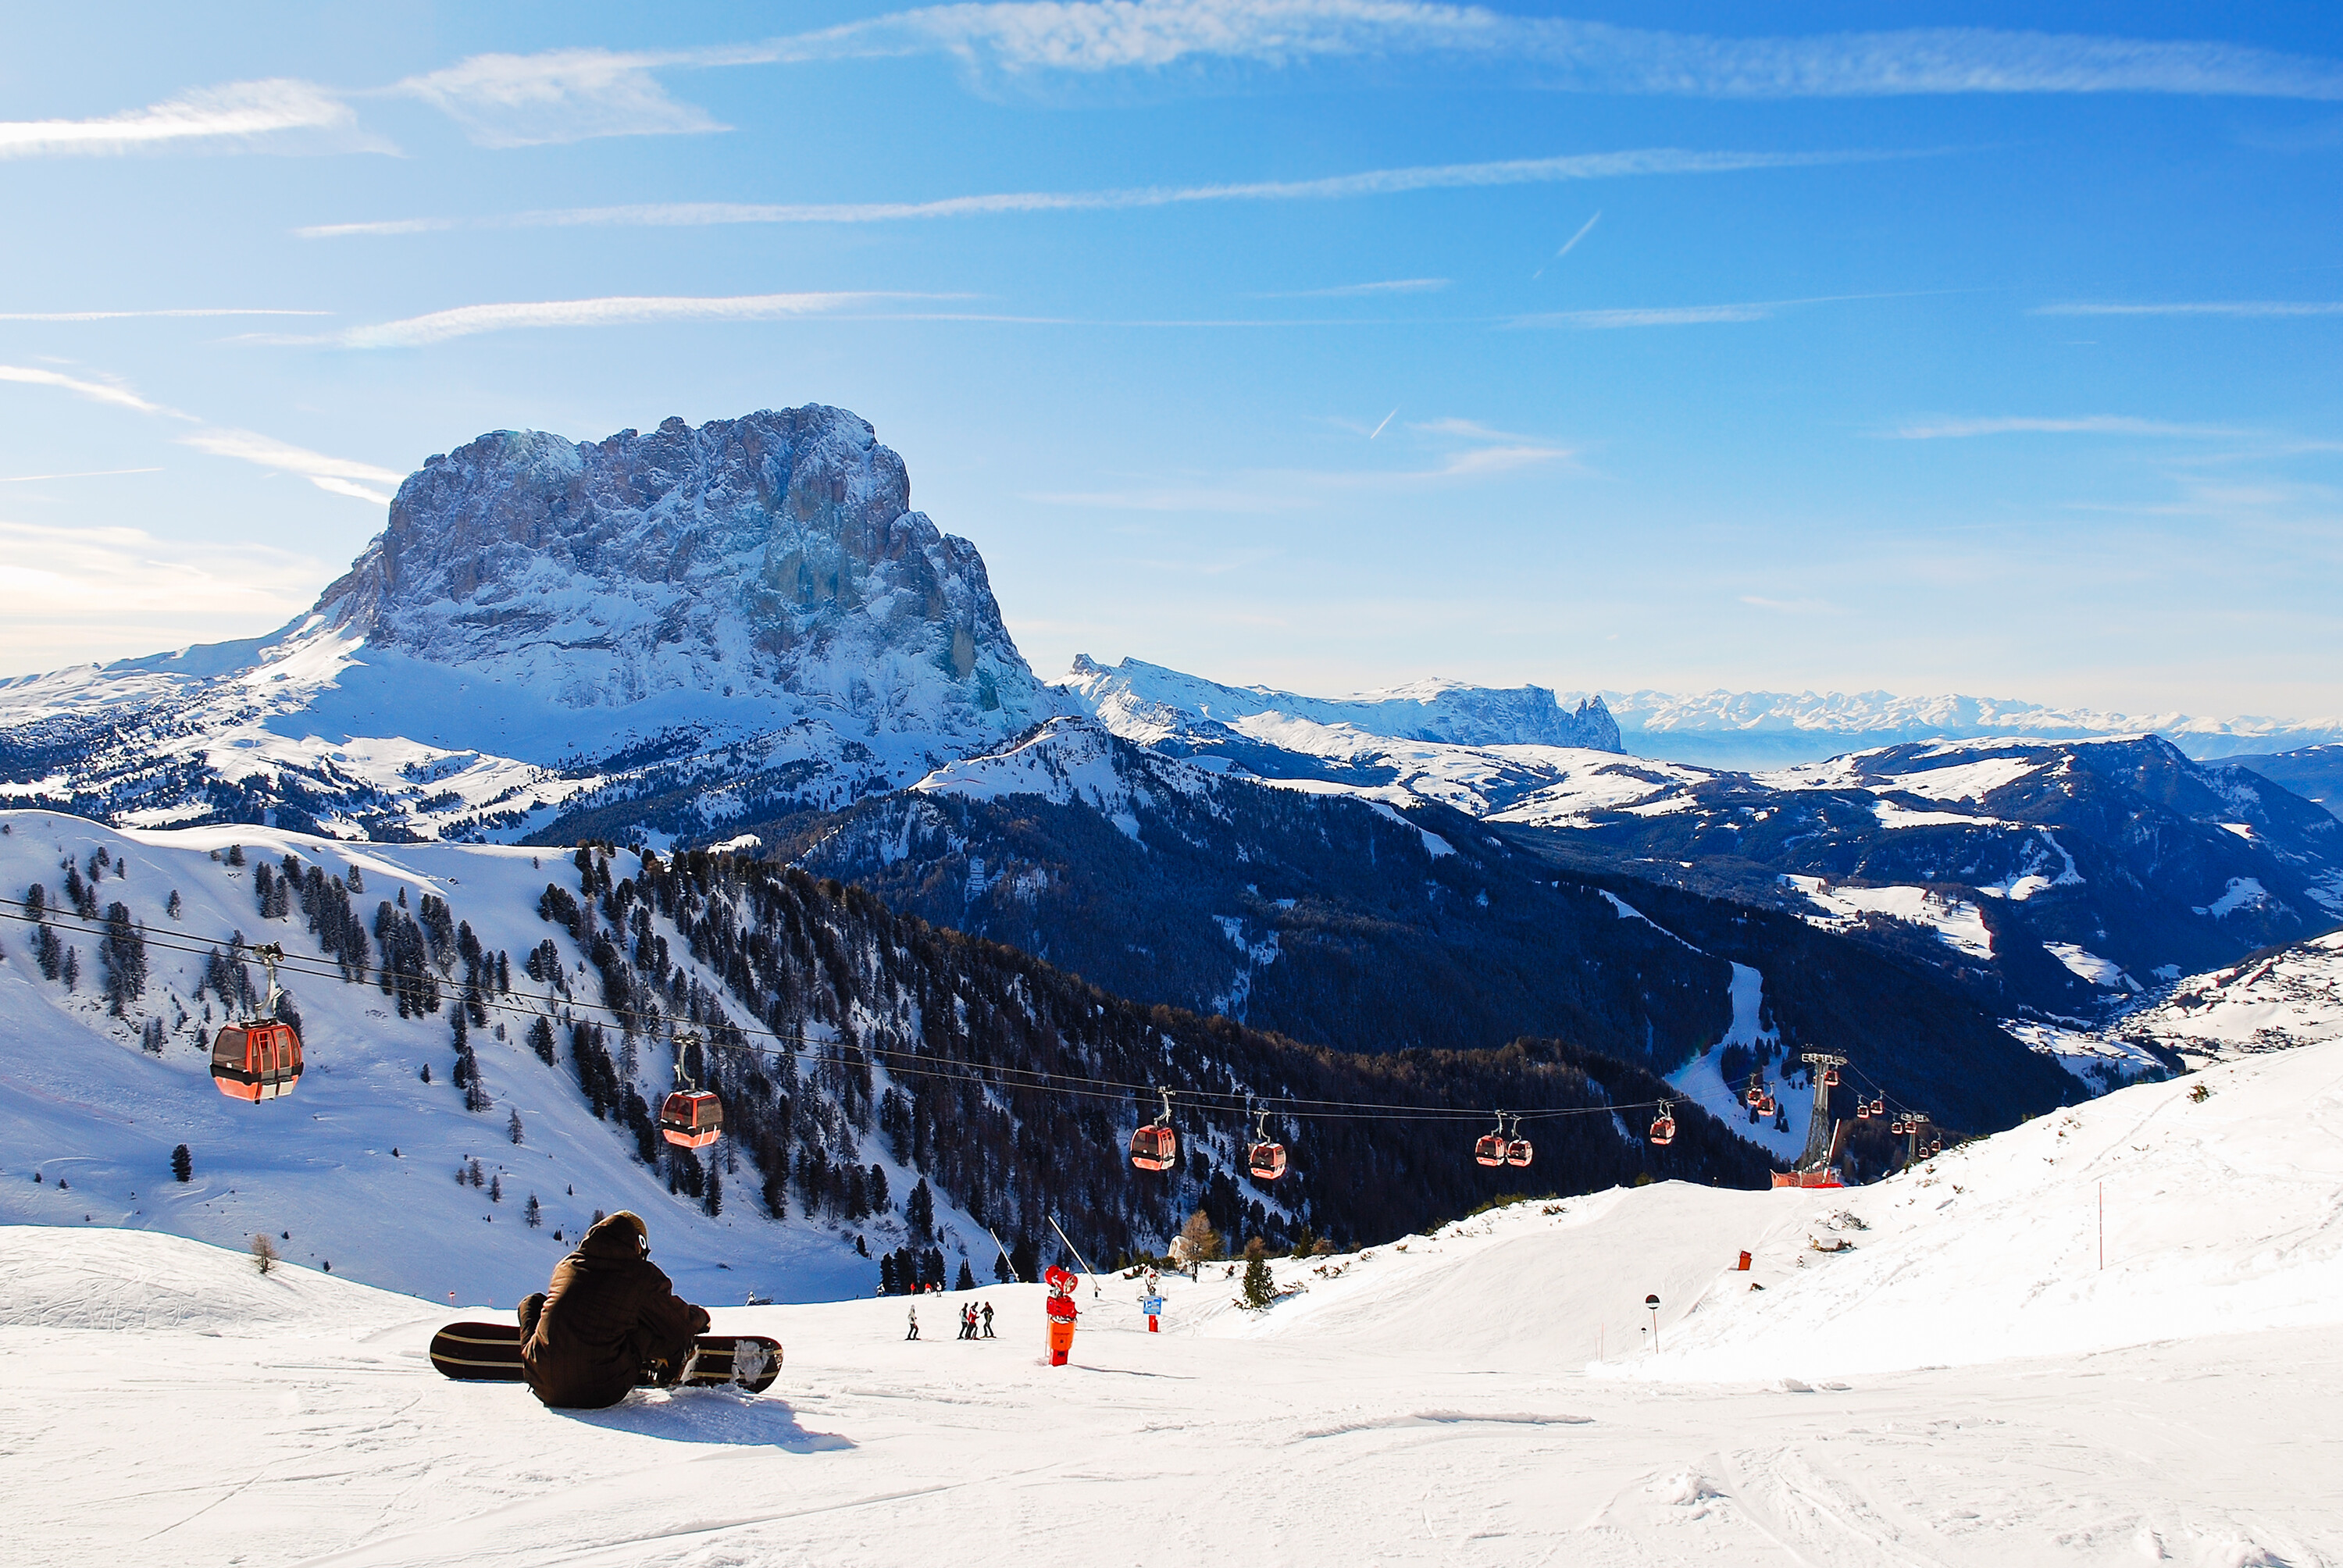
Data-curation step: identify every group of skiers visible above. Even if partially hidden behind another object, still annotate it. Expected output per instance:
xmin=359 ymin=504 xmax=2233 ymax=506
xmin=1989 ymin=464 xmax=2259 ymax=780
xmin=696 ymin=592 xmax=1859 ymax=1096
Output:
xmin=905 ymin=1300 xmax=995 ymax=1340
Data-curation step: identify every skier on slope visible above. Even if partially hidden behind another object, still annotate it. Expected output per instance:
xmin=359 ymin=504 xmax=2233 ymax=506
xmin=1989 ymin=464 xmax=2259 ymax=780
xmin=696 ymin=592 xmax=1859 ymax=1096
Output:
xmin=515 ymin=1211 xmax=710 ymax=1409
xmin=906 ymin=1303 xmax=920 ymax=1340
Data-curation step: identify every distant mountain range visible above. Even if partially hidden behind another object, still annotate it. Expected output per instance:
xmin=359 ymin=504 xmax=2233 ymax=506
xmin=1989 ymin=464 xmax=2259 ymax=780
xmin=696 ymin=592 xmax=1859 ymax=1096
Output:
xmin=4 ymin=403 xmax=2338 ymax=1163
xmin=1593 ymin=689 xmax=2343 ymax=768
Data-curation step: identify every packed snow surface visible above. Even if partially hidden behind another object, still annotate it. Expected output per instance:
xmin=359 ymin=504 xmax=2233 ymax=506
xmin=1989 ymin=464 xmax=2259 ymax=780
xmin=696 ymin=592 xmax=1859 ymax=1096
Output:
xmin=11 ymin=1042 xmax=2343 ymax=1566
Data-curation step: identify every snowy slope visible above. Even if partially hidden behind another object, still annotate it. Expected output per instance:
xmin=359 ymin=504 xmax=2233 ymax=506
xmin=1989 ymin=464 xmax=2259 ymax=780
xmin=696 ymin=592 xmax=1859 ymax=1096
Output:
xmin=1617 ymin=1039 xmax=2343 ymax=1382
xmin=0 ymin=810 xmax=984 ymax=1308
xmin=2099 ymin=931 xmax=2343 ymax=1066
xmin=10 ymin=1038 xmax=2343 ymax=1566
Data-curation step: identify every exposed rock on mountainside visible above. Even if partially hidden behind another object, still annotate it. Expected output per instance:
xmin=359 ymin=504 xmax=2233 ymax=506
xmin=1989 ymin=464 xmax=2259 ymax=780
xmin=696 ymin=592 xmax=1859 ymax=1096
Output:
xmin=0 ymin=408 xmax=1055 ymax=840
xmin=323 ymin=411 xmax=1038 ymax=724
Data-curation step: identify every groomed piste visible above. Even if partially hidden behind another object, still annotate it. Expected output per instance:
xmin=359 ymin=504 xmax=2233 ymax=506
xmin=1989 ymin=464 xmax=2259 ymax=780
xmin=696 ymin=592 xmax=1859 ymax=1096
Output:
xmin=6 ymin=1039 xmax=2341 ymax=1567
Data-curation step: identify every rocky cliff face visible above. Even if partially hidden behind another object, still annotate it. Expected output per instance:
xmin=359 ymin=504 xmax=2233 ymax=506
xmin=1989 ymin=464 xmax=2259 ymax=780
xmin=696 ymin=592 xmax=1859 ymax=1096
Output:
xmin=319 ymin=407 xmax=1043 ymax=735
xmin=0 ymin=406 xmax=1056 ymax=841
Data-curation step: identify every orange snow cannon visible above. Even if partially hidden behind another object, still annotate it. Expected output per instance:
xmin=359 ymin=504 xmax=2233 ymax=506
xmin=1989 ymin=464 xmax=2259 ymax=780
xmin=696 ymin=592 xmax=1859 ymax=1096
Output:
xmin=1044 ymin=1265 xmax=1079 ymax=1366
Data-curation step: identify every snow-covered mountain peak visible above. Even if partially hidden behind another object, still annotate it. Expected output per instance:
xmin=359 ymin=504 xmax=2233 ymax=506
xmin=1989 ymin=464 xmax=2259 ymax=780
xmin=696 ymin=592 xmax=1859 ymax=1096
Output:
xmin=1 ymin=407 xmax=1061 ymax=841
xmin=1061 ymin=654 xmax=1621 ymax=752
xmin=317 ymin=405 xmax=1039 ymax=729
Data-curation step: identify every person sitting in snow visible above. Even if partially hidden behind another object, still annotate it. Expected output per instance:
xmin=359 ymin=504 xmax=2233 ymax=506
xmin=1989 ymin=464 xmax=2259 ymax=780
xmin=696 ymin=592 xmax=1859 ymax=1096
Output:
xmin=515 ymin=1211 xmax=710 ymax=1409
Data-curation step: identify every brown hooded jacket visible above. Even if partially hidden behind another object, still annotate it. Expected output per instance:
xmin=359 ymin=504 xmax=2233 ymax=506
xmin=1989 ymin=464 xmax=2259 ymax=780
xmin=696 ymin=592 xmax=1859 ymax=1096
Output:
xmin=519 ymin=1211 xmax=711 ymax=1409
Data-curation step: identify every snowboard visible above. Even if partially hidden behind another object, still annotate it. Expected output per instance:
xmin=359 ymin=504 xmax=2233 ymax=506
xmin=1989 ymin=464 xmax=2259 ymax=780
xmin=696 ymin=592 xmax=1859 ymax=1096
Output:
xmin=428 ymin=1322 xmax=782 ymax=1393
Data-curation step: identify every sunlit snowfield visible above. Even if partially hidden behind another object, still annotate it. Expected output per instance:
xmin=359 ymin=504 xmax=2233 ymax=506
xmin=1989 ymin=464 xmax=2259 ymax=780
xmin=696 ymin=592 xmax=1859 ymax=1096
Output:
xmin=9 ymin=1039 xmax=2342 ymax=1567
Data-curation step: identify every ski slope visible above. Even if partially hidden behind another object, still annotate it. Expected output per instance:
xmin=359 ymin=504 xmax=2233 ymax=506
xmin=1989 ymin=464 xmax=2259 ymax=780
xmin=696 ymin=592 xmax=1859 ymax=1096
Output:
xmin=9 ymin=1040 xmax=2343 ymax=1566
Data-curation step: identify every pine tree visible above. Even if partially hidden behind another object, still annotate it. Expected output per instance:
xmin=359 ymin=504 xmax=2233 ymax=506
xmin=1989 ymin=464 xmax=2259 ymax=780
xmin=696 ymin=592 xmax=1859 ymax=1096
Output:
xmin=250 ymin=1234 xmax=277 ymax=1275
xmin=1240 ymin=1237 xmax=1275 ymax=1310
xmin=171 ymin=1144 xmax=191 ymax=1183
xmin=61 ymin=945 xmax=78 ymax=992
xmin=704 ymin=1167 xmax=722 ymax=1217
xmin=101 ymin=901 xmax=147 ymax=1016
xmin=166 ymin=889 xmax=182 ymax=920
xmin=525 ymin=1193 xmax=542 ymax=1228
xmin=226 ymin=844 xmax=244 ymax=867
xmin=955 ymin=1260 xmax=976 ymax=1292
xmin=868 ymin=1163 xmax=890 ymax=1213
xmin=346 ymin=864 xmax=364 ymax=893
xmin=490 ymin=1174 xmax=502 ymax=1203
xmin=905 ymin=1177 xmax=935 ymax=1241
xmin=527 ymin=1014 xmax=555 ymax=1064
xmin=469 ymin=1157 xmax=486 ymax=1188
xmin=880 ymin=1253 xmax=900 ymax=1294
xmin=507 ymin=1108 xmax=526 ymax=1146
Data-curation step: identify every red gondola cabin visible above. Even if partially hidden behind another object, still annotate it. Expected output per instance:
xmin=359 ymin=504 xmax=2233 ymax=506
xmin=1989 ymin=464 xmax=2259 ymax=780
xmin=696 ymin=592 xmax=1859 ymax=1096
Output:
xmin=1129 ymin=1124 xmax=1177 ymax=1172
xmin=210 ymin=1021 xmax=302 ymax=1102
xmin=1649 ymin=1114 xmax=1676 ymax=1146
xmin=1246 ymin=1140 xmax=1288 ymax=1181
xmin=1503 ymin=1137 xmax=1534 ymax=1169
xmin=1473 ymin=1132 xmax=1507 ymax=1167
xmin=659 ymin=1089 xmax=723 ymax=1149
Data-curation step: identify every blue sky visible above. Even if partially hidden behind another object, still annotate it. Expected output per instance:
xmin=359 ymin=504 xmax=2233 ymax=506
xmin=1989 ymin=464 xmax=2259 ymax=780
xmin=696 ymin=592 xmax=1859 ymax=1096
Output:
xmin=2 ymin=3 xmax=2339 ymax=722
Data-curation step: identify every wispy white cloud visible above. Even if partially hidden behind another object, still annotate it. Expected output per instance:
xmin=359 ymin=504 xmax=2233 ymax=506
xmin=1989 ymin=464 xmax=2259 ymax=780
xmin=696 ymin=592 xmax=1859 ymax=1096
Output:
xmin=1020 ymin=486 xmax=1315 ymax=513
xmin=0 ymin=79 xmax=376 ymax=159
xmin=1512 ymin=290 xmax=1931 ymax=329
xmin=176 ymin=429 xmax=403 ymax=504
xmin=1514 ymin=302 xmax=1778 ymax=328
xmin=1259 ymin=278 xmax=1450 ymax=298
xmin=1 ymin=362 xmax=398 ymax=504
xmin=2034 ymin=300 xmax=2343 ymax=319
xmin=0 ymin=308 xmax=329 ymax=323
xmin=0 ymin=364 xmax=190 ymax=419
xmin=281 ymin=291 xmax=934 ymax=348
xmin=1888 ymin=415 xmax=2253 ymax=440
xmin=1403 ymin=415 xmax=1576 ymax=475
xmin=1433 ymin=443 xmax=1572 ymax=476
xmin=0 ymin=521 xmax=326 ymax=673
xmin=0 ymin=468 xmax=162 ymax=483
xmin=299 ymin=217 xmax=458 ymax=240
xmin=463 ymin=5 xmax=2343 ymax=104
xmin=390 ymin=48 xmax=726 ymax=148
xmin=294 ymin=146 xmax=1884 ymax=237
